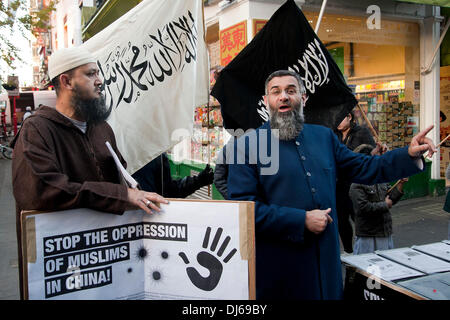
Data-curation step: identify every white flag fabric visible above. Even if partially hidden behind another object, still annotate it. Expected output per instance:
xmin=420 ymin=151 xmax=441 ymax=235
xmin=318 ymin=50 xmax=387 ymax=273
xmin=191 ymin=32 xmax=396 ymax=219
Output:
xmin=83 ymin=0 xmax=209 ymax=174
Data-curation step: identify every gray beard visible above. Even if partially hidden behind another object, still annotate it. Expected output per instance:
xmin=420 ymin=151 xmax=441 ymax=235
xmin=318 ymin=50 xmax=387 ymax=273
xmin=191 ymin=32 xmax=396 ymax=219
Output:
xmin=71 ymin=85 xmax=111 ymax=125
xmin=269 ymin=104 xmax=304 ymax=141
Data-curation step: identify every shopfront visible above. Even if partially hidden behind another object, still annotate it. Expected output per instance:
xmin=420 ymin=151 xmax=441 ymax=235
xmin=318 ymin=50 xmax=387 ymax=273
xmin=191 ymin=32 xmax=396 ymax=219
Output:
xmin=178 ymin=0 xmax=442 ymax=199
xmin=79 ymin=0 xmax=444 ymax=199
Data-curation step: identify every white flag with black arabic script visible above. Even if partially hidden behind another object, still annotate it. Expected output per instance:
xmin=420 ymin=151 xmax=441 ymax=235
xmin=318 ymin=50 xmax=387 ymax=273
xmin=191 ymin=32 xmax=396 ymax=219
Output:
xmin=83 ymin=0 xmax=209 ymax=174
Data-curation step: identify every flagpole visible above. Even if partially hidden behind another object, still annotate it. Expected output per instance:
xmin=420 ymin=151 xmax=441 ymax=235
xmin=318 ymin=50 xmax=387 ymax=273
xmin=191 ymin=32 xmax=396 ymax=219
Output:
xmin=357 ymin=104 xmax=380 ymax=143
xmin=314 ymin=0 xmax=328 ymax=34
xmin=200 ymin=0 xmax=212 ymax=198
xmin=205 ymin=3 xmax=212 ymax=197
xmin=207 ymin=94 xmax=211 ymax=197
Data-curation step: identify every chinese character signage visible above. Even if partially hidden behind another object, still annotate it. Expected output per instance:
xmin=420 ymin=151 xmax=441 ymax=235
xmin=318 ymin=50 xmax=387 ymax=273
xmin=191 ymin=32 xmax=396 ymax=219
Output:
xmin=253 ymin=19 xmax=267 ymax=37
xmin=220 ymin=21 xmax=247 ymax=66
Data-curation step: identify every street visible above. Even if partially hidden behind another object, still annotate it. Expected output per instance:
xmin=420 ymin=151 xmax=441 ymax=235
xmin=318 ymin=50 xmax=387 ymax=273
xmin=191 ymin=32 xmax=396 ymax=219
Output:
xmin=0 ymin=158 xmax=448 ymax=300
xmin=0 ymin=158 xmax=19 ymax=299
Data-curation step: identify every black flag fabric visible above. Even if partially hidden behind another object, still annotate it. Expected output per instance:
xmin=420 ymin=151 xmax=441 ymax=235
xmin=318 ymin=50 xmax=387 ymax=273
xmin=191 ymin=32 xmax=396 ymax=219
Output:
xmin=211 ymin=0 xmax=357 ymax=132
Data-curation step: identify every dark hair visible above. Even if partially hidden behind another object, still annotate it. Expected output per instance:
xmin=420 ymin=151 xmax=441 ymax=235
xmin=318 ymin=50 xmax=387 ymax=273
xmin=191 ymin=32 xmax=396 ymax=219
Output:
xmin=50 ymin=68 xmax=75 ymax=95
xmin=348 ymin=110 xmax=356 ymax=129
xmin=264 ymin=70 xmax=306 ymax=95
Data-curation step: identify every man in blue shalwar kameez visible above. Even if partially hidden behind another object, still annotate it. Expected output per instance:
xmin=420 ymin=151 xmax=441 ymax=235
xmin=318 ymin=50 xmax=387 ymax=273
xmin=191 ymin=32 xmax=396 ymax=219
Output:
xmin=227 ymin=70 xmax=436 ymax=300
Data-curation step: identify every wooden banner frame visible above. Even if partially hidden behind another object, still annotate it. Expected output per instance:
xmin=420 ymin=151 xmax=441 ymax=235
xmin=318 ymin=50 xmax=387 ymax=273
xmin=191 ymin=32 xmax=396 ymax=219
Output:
xmin=20 ymin=199 xmax=255 ymax=300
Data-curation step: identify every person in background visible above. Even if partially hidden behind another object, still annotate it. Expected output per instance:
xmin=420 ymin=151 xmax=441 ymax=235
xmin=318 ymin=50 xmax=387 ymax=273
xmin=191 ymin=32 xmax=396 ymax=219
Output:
xmin=214 ymin=134 xmax=243 ymax=200
xmin=23 ymin=106 xmax=32 ymax=121
xmin=349 ymin=144 xmax=408 ymax=254
xmin=214 ymin=145 xmax=228 ymax=199
xmin=132 ymin=153 xmax=214 ymax=198
xmin=334 ymin=110 xmax=376 ymax=253
xmin=443 ymin=163 xmax=450 ymax=240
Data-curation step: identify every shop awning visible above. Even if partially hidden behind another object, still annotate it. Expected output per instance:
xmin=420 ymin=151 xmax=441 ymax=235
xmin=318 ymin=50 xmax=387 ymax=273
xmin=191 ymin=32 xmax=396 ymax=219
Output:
xmin=396 ymin=0 xmax=450 ymax=7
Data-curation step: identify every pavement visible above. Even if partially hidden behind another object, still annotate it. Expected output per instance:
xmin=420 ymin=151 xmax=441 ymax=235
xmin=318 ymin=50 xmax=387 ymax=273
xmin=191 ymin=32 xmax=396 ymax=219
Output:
xmin=0 ymin=157 xmax=19 ymax=300
xmin=0 ymin=157 xmax=449 ymax=300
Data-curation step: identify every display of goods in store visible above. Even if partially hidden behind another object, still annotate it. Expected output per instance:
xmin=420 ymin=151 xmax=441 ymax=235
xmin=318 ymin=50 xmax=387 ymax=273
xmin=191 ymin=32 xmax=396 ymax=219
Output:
xmin=210 ymin=145 xmax=219 ymax=162
xmin=354 ymin=86 xmax=418 ymax=151
xmin=201 ymin=145 xmax=209 ymax=162
xmin=194 ymin=107 xmax=204 ymax=125
xmin=191 ymin=142 xmax=202 ymax=162
xmin=192 ymin=125 xmax=202 ymax=144
xmin=209 ymin=108 xmax=223 ymax=127
xmin=209 ymin=95 xmax=220 ymax=106
xmin=202 ymin=127 xmax=209 ymax=144
xmin=355 ymin=80 xmax=405 ymax=93
xmin=209 ymin=128 xmax=217 ymax=145
xmin=209 ymin=127 xmax=224 ymax=146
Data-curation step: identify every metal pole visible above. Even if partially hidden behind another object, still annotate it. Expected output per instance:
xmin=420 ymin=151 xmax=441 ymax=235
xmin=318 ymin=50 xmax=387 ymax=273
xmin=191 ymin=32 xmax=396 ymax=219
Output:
xmin=314 ymin=0 xmax=328 ymax=34
xmin=13 ymin=96 xmax=17 ymax=135
xmin=421 ymin=17 xmax=450 ymax=75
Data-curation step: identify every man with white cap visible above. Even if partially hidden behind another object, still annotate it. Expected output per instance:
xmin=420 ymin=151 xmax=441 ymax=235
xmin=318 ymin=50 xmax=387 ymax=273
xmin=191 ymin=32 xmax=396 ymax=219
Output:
xmin=22 ymin=106 xmax=32 ymax=121
xmin=11 ymin=46 xmax=168 ymax=299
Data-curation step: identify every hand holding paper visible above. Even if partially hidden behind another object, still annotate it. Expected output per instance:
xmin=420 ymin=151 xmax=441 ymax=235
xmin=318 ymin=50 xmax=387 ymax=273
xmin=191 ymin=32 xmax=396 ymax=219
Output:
xmin=106 ymin=141 xmax=168 ymax=214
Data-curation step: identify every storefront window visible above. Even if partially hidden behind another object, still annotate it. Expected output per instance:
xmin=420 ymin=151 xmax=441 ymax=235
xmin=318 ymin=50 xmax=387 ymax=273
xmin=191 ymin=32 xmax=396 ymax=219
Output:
xmin=304 ymin=11 xmax=421 ymax=150
xmin=173 ymin=8 xmax=421 ymax=164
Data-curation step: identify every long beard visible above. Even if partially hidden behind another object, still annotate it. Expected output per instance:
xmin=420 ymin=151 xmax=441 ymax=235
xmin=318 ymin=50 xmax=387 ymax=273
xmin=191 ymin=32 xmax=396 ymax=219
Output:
xmin=71 ymin=85 xmax=111 ymax=125
xmin=269 ymin=102 xmax=304 ymax=140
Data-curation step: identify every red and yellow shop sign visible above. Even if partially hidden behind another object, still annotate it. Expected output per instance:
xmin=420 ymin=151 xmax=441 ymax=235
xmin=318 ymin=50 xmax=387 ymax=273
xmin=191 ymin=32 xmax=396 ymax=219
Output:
xmin=220 ymin=21 xmax=247 ymax=66
xmin=253 ymin=19 xmax=267 ymax=37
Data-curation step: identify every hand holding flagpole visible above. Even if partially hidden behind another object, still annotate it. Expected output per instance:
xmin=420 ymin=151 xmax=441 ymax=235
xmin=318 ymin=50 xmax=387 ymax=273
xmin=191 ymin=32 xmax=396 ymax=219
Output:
xmin=357 ymin=104 xmax=380 ymax=143
xmin=424 ymin=132 xmax=450 ymax=158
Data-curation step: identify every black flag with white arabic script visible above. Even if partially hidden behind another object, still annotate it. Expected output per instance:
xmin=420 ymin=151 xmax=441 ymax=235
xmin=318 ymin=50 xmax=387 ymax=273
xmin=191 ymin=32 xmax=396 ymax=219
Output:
xmin=211 ymin=0 xmax=357 ymax=132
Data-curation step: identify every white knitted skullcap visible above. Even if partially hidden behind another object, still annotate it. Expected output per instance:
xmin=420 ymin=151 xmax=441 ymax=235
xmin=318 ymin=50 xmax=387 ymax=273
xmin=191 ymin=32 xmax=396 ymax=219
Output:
xmin=48 ymin=46 xmax=97 ymax=80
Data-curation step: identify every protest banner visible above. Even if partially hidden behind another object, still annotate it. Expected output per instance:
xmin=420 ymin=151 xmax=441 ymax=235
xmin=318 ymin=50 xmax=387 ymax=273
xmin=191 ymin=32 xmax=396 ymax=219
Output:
xmin=211 ymin=0 xmax=357 ymax=131
xmin=21 ymin=200 xmax=255 ymax=300
xmin=82 ymin=0 xmax=209 ymax=174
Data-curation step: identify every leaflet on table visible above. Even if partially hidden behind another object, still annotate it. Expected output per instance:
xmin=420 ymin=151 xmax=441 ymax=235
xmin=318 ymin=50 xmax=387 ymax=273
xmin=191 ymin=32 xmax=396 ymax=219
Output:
xmin=412 ymin=242 xmax=450 ymax=262
xmin=340 ymin=253 xmax=424 ymax=281
xmin=397 ymin=272 xmax=450 ymax=300
xmin=376 ymin=247 xmax=450 ymax=274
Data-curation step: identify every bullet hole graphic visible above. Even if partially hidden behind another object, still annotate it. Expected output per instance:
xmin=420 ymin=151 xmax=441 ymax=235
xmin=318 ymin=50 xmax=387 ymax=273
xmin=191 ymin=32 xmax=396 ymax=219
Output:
xmin=135 ymin=245 xmax=149 ymax=262
xmin=127 ymin=267 xmax=133 ymax=273
xmin=161 ymin=251 xmax=169 ymax=260
xmin=148 ymin=268 xmax=164 ymax=286
xmin=152 ymin=271 xmax=161 ymax=281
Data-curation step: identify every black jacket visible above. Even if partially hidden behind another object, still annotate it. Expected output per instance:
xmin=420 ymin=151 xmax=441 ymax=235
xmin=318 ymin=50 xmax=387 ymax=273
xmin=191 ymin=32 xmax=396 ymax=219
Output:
xmin=336 ymin=124 xmax=376 ymax=152
xmin=214 ymin=146 xmax=228 ymax=199
xmin=349 ymin=182 xmax=403 ymax=237
xmin=335 ymin=124 xmax=376 ymax=217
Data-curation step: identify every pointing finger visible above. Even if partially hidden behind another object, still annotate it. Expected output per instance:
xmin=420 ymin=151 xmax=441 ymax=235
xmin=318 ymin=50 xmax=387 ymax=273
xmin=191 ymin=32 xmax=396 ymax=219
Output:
xmin=415 ymin=125 xmax=434 ymax=141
